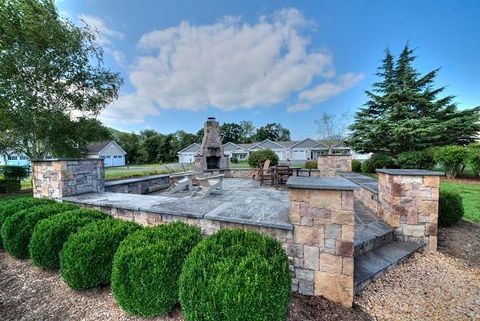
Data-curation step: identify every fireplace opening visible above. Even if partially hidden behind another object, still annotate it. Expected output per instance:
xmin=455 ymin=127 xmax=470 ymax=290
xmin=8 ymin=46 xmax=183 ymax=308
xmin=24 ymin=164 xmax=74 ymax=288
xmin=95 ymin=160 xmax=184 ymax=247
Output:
xmin=207 ymin=156 xmax=220 ymax=169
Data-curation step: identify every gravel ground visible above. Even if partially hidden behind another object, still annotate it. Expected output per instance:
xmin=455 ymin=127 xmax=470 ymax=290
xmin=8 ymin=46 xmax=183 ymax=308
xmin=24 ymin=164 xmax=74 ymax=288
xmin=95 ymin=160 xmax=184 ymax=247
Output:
xmin=1 ymin=221 xmax=478 ymax=321
xmin=355 ymin=221 xmax=480 ymax=321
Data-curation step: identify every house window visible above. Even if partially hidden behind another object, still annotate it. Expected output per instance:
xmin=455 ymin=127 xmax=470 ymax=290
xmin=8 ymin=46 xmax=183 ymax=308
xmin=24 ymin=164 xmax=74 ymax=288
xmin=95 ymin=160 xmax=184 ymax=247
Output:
xmin=19 ymin=156 xmax=28 ymax=160
xmin=105 ymin=155 xmax=111 ymax=158
xmin=7 ymin=155 xmax=17 ymax=160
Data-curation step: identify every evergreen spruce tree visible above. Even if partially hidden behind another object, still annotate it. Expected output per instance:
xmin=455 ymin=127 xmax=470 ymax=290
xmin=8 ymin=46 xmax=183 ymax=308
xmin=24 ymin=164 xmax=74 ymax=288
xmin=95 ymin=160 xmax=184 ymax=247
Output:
xmin=347 ymin=44 xmax=480 ymax=156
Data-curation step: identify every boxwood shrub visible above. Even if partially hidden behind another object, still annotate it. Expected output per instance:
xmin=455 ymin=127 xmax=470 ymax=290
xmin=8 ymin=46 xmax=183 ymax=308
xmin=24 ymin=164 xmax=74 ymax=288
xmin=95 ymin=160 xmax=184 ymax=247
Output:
xmin=351 ymin=159 xmax=362 ymax=173
xmin=438 ymin=190 xmax=464 ymax=226
xmin=60 ymin=219 xmax=141 ymax=290
xmin=0 ymin=197 xmax=54 ymax=236
xmin=30 ymin=209 xmax=110 ymax=270
xmin=111 ymin=222 xmax=202 ymax=317
xmin=1 ymin=202 xmax=78 ymax=258
xmin=179 ymin=229 xmax=291 ymax=321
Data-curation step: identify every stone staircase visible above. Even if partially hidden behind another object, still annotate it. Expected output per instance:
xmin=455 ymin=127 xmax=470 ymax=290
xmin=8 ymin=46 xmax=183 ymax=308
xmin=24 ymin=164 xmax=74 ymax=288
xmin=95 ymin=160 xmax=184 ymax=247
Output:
xmin=353 ymin=201 xmax=422 ymax=294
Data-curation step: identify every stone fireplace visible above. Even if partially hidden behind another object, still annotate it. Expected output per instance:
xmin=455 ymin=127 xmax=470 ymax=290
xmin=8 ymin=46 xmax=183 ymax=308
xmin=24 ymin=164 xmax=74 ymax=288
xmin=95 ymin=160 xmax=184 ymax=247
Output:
xmin=194 ymin=117 xmax=229 ymax=172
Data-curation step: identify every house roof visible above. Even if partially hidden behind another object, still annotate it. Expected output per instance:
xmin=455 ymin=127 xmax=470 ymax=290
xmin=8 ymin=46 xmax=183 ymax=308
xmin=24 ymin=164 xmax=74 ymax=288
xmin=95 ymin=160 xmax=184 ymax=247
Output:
xmin=178 ymin=143 xmax=201 ymax=153
xmin=84 ymin=141 xmax=112 ymax=154
xmin=83 ymin=140 xmax=126 ymax=155
xmin=291 ymin=138 xmax=321 ymax=149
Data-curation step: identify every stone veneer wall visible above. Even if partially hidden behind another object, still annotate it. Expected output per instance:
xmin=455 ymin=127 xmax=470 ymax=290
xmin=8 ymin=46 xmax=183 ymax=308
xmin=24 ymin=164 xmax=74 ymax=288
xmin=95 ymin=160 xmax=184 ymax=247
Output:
xmin=377 ymin=169 xmax=441 ymax=251
xmin=317 ymin=155 xmax=352 ymax=177
xmin=354 ymin=185 xmax=380 ymax=215
xmin=287 ymin=177 xmax=355 ymax=306
xmin=105 ymin=175 xmax=171 ymax=194
xmin=32 ymin=159 xmax=104 ymax=199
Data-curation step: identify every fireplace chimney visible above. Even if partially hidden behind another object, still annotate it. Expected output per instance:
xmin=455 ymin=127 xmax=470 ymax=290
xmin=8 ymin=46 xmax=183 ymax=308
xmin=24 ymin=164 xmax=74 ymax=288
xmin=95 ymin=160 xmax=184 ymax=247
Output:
xmin=194 ymin=118 xmax=229 ymax=172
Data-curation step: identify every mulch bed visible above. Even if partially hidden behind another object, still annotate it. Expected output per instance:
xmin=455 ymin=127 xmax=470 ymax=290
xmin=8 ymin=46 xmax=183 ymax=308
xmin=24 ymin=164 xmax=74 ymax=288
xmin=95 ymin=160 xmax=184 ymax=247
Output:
xmin=1 ymin=220 xmax=478 ymax=321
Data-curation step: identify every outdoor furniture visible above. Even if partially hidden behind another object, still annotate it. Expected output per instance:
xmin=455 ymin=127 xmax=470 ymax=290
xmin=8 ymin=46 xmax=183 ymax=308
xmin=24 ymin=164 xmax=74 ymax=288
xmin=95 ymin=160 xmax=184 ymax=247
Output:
xmin=168 ymin=171 xmax=195 ymax=194
xmin=258 ymin=159 xmax=274 ymax=186
xmin=191 ymin=174 xmax=224 ymax=198
xmin=275 ymin=165 xmax=291 ymax=185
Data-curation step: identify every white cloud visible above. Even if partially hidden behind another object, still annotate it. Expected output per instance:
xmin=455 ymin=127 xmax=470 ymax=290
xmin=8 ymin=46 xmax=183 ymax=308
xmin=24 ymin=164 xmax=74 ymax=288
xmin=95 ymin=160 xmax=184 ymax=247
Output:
xmin=79 ymin=14 xmax=124 ymax=47
xmin=100 ymin=94 xmax=159 ymax=127
xmin=287 ymin=73 xmax=364 ymax=112
xmin=104 ymin=8 xmax=363 ymax=122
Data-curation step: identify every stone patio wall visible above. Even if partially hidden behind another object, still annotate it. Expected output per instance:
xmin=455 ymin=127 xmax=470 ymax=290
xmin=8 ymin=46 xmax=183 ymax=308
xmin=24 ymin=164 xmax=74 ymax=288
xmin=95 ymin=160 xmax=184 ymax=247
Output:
xmin=354 ymin=185 xmax=380 ymax=215
xmin=286 ymin=177 xmax=356 ymax=307
xmin=317 ymin=155 xmax=352 ymax=177
xmin=32 ymin=159 xmax=104 ymax=199
xmin=377 ymin=169 xmax=441 ymax=251
xmin=105 ymin=174 xmax=171 ymax=194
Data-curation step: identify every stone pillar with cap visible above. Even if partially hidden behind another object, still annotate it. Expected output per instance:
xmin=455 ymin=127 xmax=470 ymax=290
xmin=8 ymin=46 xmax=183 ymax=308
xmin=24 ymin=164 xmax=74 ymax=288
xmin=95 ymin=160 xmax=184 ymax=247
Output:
xmin=287 ymin=176 xmax=356 ymax=307
xmin=376 ymin=169 xmax=443 ymax=251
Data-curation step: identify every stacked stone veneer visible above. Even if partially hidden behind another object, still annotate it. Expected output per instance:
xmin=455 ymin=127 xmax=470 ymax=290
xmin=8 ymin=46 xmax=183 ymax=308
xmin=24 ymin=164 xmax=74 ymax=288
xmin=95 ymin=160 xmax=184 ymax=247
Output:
xmin=287 ymin=177 xmax=355 ymax=306
xmin=32 ymin=159 xmax=104 ymax=199
xmin=317 ymin=155 xmax=352 ymax=177
xmin=377 ymin=169 xmax=441 ymax=251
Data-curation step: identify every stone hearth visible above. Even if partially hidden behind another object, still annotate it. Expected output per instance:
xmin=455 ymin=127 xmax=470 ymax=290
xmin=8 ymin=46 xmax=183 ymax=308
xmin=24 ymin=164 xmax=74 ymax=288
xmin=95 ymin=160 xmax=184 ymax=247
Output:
xmin=194 ymin=117 xmax=229 ymax=172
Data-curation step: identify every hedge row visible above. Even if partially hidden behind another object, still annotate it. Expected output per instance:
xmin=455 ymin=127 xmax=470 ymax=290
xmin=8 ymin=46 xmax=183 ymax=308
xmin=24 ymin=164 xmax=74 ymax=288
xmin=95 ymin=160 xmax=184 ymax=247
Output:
xmin=1 ymin=197 xmax=292 ymax=321
xmin=30 ymin=209 xmax=110 ymax=269
xmin=1 ymin=202 xmax=78 ymax=258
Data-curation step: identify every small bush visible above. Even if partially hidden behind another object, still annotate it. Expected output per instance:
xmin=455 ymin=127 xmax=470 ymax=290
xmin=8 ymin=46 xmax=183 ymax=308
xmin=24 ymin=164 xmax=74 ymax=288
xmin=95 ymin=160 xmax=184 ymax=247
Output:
xmin=179 ymin=229 xmax=291 ymax=321
xmin=304 ymin=161 xmax=317 ymax=169
xmin=0 ymin=165 xmax=30 ymax=180
xmin=438 ymin=190 xmax=464 ymax=226
xmin=230 ymin=155 xmax=239 ymax=164
xmin=397 ymin=150 xmax=436 ymax=170
xmin=0 ymin=179 xmax=21 ymax=193
xmin=434 ymin=145 xmax=469 ymax=179
xmin=361 ymin=153 xmax=397 ymax=173
xmin=112 ymin=222 xmax=202 ymax=317
xmin=466 ymin=143 xmax=480 ymax=177
xmin=247 ymin=149 xmax=279 ymax=168
xmin=60 ymin=219 xmax=141 ymax=290
xmin=0 ymin=197 xmax=54 ymax=234
xmin=1 ymin=202 xmax=78 ymax=258
xmin=351 ymin=159 xmax=362 ymax=172
xmin=30 ymin=209 xmax=110 ymax=270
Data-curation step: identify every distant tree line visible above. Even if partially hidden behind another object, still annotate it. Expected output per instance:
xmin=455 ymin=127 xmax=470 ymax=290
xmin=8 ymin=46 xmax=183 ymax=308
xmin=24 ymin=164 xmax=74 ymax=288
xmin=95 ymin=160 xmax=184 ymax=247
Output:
xmin=113 ymin=122 xmax=291 ymax=165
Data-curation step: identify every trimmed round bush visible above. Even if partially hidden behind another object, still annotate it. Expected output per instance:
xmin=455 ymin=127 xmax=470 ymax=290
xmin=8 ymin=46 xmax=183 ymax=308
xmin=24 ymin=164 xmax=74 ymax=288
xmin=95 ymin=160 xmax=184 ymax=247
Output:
xmin=1 ymin=202 xmax=78 ymax=258
xmin=179 ymin=229 xmax=291 ymax=321
xmin=112 ymin=222 xmax=202 ymax=317
xmin=60 ymin=219 xmax=141 ymax=290
xmin=0 ymin=197 xmax=54 ymax=235
xmin=397 ymin=150 xmax=436 ymax=170
xmin=361 ymin=153 xmax=397 ymax=173
xmin=438 ymin=190 xmax=464 ymax=226
xmin=247 ymin=149 xmax=279 ymax=168
xmin=351 ymin=159 xmax=362 ymax=172
xmin=30 ymin=209 xmax=110 ymax=270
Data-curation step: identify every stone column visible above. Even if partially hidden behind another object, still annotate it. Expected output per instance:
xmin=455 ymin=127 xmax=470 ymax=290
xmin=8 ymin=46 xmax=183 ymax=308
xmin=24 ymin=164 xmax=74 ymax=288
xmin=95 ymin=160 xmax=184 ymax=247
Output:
xmin=287 ymin=177 xmax=356 ymax=307
xmin=32 ymin=159 xmax=104 ymax=199
xmin=317 ymin=154 xmax=352 ymax=177
xmin=377 ymin=169 xmax=442 ymax=251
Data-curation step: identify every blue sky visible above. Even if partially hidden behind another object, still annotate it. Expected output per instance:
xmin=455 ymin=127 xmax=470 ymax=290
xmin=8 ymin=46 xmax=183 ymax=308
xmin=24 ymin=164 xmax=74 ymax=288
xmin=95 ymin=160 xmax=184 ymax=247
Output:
xmin=56 ymin=0 xmax=480 ymax=140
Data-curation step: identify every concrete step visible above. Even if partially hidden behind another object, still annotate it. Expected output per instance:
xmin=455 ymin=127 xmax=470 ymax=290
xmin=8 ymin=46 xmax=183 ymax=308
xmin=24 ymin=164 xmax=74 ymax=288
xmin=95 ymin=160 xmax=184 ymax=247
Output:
xmin=354 ymin=241 xmax=423 ymax=294
xmin=354 ymin=201 xmax=394 ymax=257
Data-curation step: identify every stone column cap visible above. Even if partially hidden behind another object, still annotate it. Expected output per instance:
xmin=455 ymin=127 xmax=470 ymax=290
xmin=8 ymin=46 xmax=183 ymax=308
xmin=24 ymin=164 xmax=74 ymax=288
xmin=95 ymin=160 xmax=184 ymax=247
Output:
xmin=286 ymin=176 xmax=357 ymax=191
xmin=376 ymin=169 xmax=444 ymax=176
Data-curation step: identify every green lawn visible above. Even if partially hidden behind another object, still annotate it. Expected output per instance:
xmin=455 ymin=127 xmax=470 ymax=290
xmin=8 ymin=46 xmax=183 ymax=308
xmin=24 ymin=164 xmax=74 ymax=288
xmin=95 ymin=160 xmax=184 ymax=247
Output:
xmin=440 ymin=180 xmax=480 ymax=224
xmin=104 ymin=163 xmax=194 ymax=181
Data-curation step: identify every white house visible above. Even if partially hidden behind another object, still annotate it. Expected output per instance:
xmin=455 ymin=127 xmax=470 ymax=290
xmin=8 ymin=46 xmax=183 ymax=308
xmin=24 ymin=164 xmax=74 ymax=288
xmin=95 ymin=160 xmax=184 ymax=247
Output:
xmin=83 ymin=141 xmax=127 ymax=167
xmin=0 ymin=153 xmax=30 ymax=166
xmin=178 ymin=138 xmax=354 ymax=163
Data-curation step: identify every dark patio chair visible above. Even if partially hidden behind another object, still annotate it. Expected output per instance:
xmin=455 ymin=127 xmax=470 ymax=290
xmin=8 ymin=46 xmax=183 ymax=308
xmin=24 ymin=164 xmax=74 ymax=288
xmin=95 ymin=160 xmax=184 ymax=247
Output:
xmin=275 ymin=165 xmax=290 ymax=185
